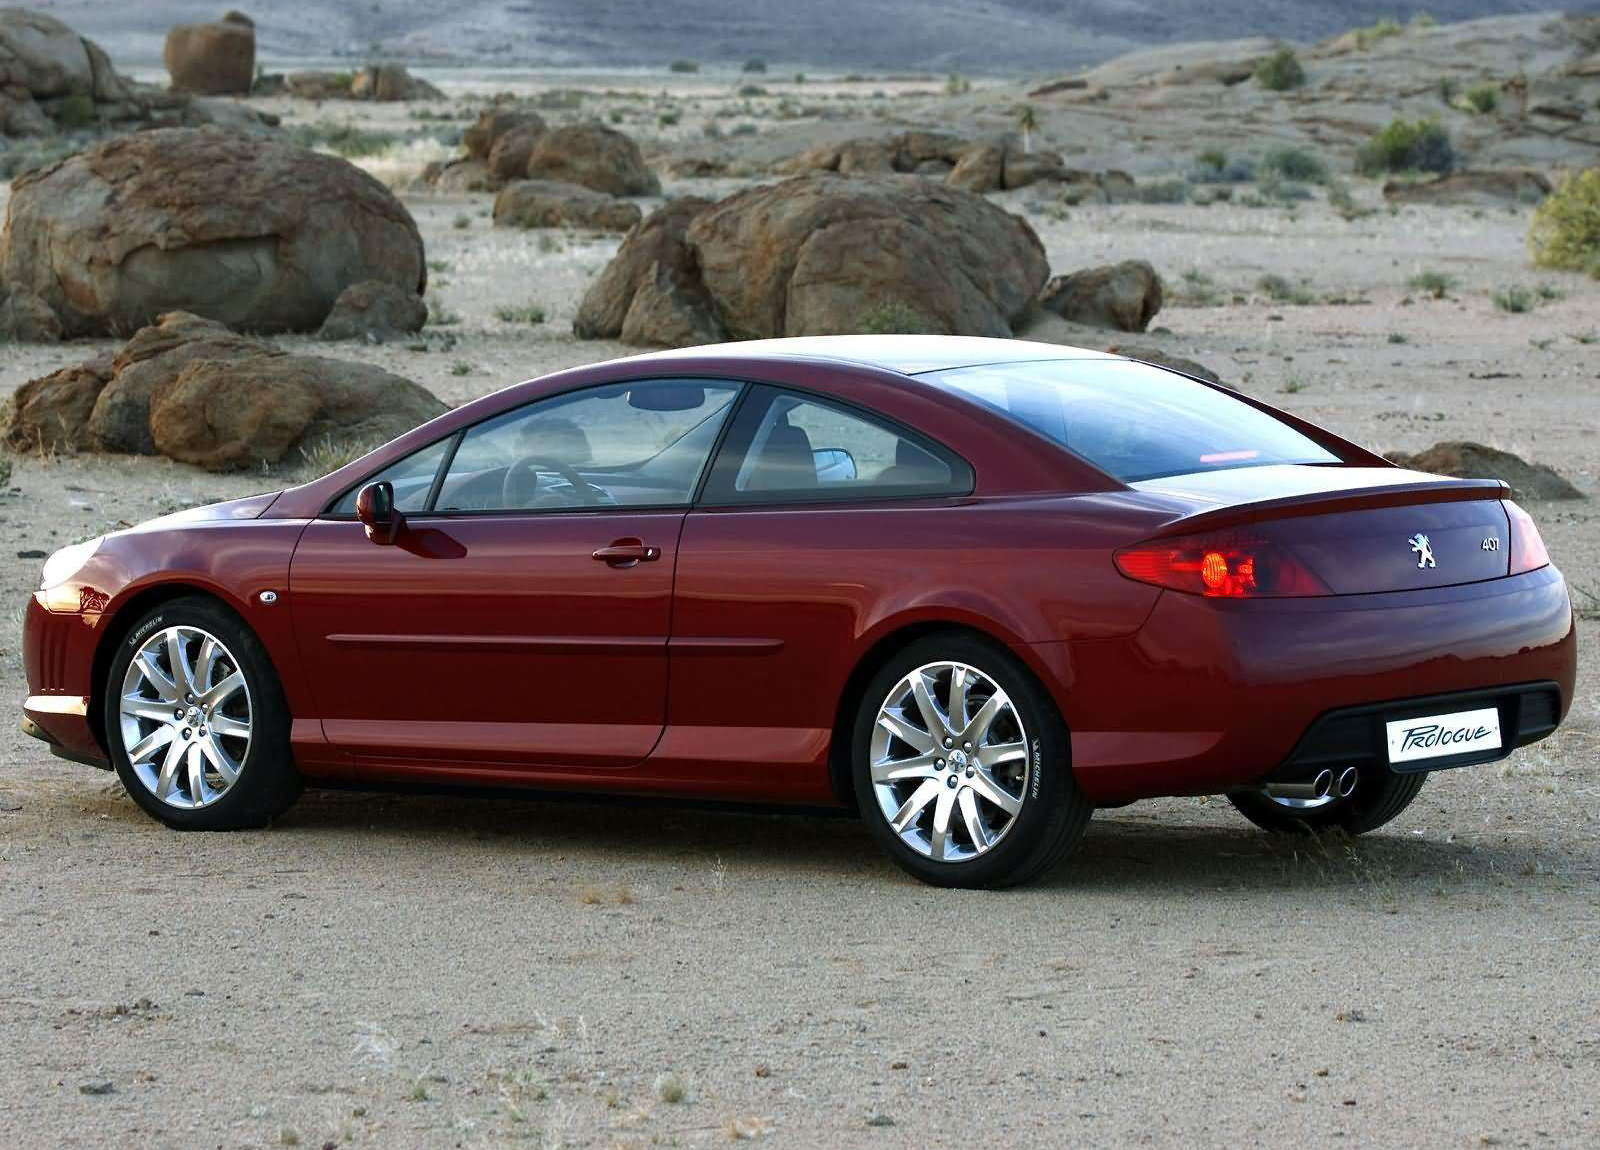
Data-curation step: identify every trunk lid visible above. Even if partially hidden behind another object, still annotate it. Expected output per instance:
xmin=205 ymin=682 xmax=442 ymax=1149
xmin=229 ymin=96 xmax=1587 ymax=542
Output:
xmin=1131 ymin=465 xmax=1512 ymax=593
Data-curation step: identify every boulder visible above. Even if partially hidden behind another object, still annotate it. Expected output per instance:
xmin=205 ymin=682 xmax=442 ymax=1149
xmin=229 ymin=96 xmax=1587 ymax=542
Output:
xmin=945 ymin=143 xmax=1005 ymax=192
xmin=0 ymin=85 xmax=52 ymax=135
xmin=1105 ymin=344 xmax=1225 ymax=386
xmin=0 ymin=287 xmax=63 ymax=341
xmin=317 ymin=281 xmax=428 ymax=343
xmin=525 ymin=122 xmax=660 ymax=196
xmin=1 ymin=355 xmax=113 ymax=452
xmin=1386 ymin=441 xmax=1585 ymax=501
xmin=487 ymin=121 xmax=546 ymax=182
xmin=1036 ymin=260 xmax=1163 ymax=332
xmin=286 ymin=70 xmax=353 ymax=100
xmin=1002 ymin=147 xmax=1067 ymax=190
xmin=493 ymin=180 xmax=643 ymax=232
xmin=1382 ymin=169 xmax=1552 ymax=206
xmin=163 ymin=12 xmax=255 ymax=95
xmin=574 ymin=197 xmax=721 ymax=345
xmin=687 ymin=175 xmax=1048 ymax=340
xmin=464 ymin=108 xmax=546 ymax=160
xmin=89 ymin=311 xmax=266 ymax=454
xmin=0 ymin=9 xmax=94 ymax=98
xmin=775 ymin=132 xmax=974 ymax=178
xmin=423 ymin=158 xmax=498 ymax=193
xmin=351 ymin=64 xmax=442 ymax=102
xmin=835 ymin=139 xmax=895 ymax=175
xmin=149 ymin=355 xmax=445 ymax=471
xmin=0 ymin=128 xmax=426 ymax=338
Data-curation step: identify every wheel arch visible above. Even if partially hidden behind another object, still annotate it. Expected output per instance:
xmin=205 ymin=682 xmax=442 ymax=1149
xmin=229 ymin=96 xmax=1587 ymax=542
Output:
xmin=827 ymin=617 xmax=1060 ymax=808
xmin=88 ymin=582 xmax=251 ymax=753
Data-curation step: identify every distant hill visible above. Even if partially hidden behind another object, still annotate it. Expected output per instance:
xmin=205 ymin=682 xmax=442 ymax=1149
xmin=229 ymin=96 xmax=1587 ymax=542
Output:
xmin=36 ymin=0 xmax=1600 ymax=72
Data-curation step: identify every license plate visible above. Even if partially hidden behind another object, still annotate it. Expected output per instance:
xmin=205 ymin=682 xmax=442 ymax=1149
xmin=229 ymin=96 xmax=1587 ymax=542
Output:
xmin=1385 ymin=707 xmax=1502 ymax=764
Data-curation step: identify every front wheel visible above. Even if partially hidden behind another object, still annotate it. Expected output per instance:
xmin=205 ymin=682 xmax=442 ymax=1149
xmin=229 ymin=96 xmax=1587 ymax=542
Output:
xmin=851 ymin=634 xmax=1092 ymax=888
xmin=1227 ymin=768 xmax=1427 ymax=835
xmin=105 ymin=596 xmax=301 ymax=830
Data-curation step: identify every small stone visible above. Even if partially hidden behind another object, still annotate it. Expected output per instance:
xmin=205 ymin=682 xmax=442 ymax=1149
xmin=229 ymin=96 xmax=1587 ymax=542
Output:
xmin=79 ymin=1079 xmax=115 ymax=1095
xmin=866 ymin=1114 xmax=895 ymax=1127
xmin=17 ymin=549 xmax=47 ymax=558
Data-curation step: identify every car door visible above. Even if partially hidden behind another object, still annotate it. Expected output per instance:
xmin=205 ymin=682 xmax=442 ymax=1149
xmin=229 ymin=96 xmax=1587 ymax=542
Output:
xmin=657 ymin=385 xmax=975 ymax=795
xmin=289 ymin=378 xmax=742 ymax=770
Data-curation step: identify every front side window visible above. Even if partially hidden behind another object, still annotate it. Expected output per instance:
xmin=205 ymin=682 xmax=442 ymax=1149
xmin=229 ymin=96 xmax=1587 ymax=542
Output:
xmin=436 ymin=379 xmax=740 ymax=512
xmin=330 ymin=438 xmax=451 ymax=515
xmin=709 ymin=389 xmax=970 ymax=503
xmin=925 ymin=359 xmax=1340 ymax=483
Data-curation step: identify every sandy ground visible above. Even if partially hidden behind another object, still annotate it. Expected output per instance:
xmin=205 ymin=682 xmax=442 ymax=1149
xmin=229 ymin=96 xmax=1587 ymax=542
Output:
xmin=3 ymin=111 xmax=1600 ymax=1147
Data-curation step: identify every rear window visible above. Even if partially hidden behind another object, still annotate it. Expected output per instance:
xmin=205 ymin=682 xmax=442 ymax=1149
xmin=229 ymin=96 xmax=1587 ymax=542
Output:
xmin=925 ymin=359 xmax=1340 ymax=483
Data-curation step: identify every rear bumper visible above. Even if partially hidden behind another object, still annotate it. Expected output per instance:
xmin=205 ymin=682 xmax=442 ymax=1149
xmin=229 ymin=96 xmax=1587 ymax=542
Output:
xmin=1056 ymin=565 xmax=1577 ymax=803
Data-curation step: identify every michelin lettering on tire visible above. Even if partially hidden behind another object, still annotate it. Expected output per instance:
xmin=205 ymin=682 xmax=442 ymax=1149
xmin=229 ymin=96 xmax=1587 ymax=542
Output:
xmin=1031 ymin=737 xmax=1042 ymax=798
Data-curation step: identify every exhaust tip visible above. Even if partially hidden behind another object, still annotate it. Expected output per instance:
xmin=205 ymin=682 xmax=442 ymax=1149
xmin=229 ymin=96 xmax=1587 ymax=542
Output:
xmin=1312 ymin=769 xmax=1333 ymax=800
xmin=1335 ymin=766 xmax=1359 ymax=799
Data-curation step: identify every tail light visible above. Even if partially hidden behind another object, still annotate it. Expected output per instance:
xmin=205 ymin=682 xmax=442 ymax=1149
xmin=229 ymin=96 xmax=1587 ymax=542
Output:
xmin=1504 ymin=500 xmax=1550 ymax=574
xmin=1115 ymin=532 xmax=1329 ymax=598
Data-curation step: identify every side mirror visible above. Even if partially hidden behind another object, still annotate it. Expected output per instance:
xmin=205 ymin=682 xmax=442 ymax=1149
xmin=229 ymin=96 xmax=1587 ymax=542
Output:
xmin=354 ymin=481 xmax=404 ymax=545
xmin=812 ymin=447 xmax=857 ymax=483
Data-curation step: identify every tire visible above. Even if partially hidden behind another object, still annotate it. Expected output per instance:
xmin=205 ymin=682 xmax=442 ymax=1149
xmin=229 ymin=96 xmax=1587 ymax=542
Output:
xmin=104 ymin=595 xmax=301 ymax=830
xmin=1227 ymin=768 xmax=1427 ymax=836
xmin=851 ymin=633 xmax=1092 ymax=888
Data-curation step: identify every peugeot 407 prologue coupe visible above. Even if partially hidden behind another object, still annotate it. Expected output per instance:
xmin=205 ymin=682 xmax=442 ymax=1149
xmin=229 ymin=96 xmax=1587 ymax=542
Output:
xmin=20 ymin=337 xmax=1576 ymax=887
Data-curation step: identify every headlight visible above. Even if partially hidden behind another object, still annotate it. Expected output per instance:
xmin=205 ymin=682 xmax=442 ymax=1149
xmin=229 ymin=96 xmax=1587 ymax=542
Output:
xmin=39 ymin=537 xmax=103 ymax=591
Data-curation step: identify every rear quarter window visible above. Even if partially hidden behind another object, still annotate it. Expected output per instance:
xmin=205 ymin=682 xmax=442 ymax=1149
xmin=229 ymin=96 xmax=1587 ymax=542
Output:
xmin=925 ymin=359 xmax=1340 ymax=483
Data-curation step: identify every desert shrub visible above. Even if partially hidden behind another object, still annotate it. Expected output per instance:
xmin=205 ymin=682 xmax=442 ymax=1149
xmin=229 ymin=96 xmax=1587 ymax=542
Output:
xmin=1327 ymin=179 xmax=1372 ymax=219
xmin=1257 ymin=273 xmax=1317 ymax=304
xmin=1255 ymin=47 xmax=1306 ymax=91
xmin=1408 ymin=269 xmax=1457 ymax=298
xmin=495 ymin=303 xmax=547 ymax=324
xmin=668 ymin=60 xmax=699 ymax=73
xmin=1259 ymin=144 xmax=1328 ymax=184
xmin=1259 ymin=172 xmax=1314 ymax=202
xmin=296 ymin=432 xmax=381 ymax=479
xmin=1349 ymin=16 xmax=1403 ymax=49
xmin=1492 ymin=284 xmax=1536 ymax=313
xmin=1356 ymin=118 xmax=1455 ymax=175
xmin=737 ymin=83 xmax=767 ymax=97
xmin=1189 ymin=151 xmax=1256 ymax=183
xmin=1528 ymin=169 xmax=1600 ymax=277
xmin=290 ymin=122 xmax=399 ymax=158
xmin=1136 ymin=178 xmax=1190 ymax=204
xmin=53 ymin=92 xmax=97 ymax=129
xmin=1462 ymin=83 xmax=1499 ymax=114
xmin=858 ymin=300 xmax=937 ymax=334
xmin=944 ymin=74 xmax=971 ymax=95
xmin=742 ymin=57 xmax=767 ymax=73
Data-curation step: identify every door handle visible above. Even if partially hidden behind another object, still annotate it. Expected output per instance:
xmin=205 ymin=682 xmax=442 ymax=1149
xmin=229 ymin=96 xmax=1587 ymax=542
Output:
xmin=592 ymin=540 xmax=661 ymax=567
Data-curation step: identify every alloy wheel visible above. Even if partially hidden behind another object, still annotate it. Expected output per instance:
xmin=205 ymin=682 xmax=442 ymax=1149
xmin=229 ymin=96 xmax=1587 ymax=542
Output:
xmin=118 ymin=625 xmax=252 ymax=810
xmin=869 ymin=660 xmax=1030 ymax=862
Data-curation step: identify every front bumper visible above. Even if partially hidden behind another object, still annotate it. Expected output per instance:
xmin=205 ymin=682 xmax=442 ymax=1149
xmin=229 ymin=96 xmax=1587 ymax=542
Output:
xmin=21 ymin=591 xmax=107 ymax=766
xmin=1060 ymin=565 xmax=1577 ymax=803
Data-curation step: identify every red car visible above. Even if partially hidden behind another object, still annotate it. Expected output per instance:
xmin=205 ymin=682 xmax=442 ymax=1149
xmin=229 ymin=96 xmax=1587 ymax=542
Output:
xmin=20 ymin=336 xmax=1576 ymax=887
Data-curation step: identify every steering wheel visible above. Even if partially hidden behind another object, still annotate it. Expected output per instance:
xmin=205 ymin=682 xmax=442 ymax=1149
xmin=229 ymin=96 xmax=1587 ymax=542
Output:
xmin=501 ymin=456 xmax=605 ymax=508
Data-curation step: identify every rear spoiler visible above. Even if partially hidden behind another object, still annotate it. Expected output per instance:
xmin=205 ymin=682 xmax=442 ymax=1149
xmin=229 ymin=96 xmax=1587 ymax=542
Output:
xmin=1145 ymin=477 xmax=1509 ymax=539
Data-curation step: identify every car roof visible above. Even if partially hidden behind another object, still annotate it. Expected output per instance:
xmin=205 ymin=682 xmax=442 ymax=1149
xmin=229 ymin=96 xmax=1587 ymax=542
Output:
xmin=620 ymin=335 xmax=1122 ymax=377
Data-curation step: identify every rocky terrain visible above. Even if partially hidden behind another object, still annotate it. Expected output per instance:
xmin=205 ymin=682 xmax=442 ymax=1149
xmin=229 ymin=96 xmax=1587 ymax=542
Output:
xmin=1 ymin=5 xmax=1598 ymax=1148
xmin=40 ymin=0 xmax=1600 ymax=71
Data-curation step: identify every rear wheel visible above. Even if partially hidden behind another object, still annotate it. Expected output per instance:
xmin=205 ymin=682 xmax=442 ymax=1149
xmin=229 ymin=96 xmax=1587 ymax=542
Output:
xmin=105 ymin=596 xmax=300 ymax=830
xmin=852 ymin=634 xmax=1091 ymax=888
xmin=1228 ymin=768 xmax=1427 ymax=835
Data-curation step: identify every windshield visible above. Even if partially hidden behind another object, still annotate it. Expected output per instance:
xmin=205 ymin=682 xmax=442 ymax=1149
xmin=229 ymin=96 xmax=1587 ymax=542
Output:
xmin=925 ymin=359 xmax=1340 ymax=483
